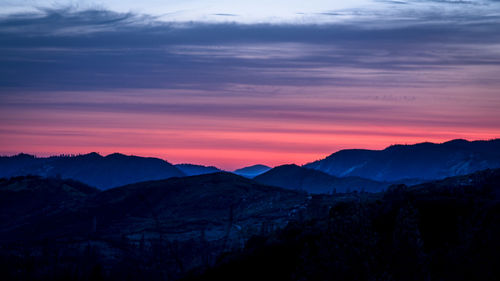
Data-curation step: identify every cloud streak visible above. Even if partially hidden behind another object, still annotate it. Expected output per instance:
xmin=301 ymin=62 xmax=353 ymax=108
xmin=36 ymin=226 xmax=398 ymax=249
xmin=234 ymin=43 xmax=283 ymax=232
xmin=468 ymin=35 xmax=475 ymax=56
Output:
xmin=0 ymin=5 xmax=499 ymax=168
xmin=1 ymin=9 xmax=500 ymax=90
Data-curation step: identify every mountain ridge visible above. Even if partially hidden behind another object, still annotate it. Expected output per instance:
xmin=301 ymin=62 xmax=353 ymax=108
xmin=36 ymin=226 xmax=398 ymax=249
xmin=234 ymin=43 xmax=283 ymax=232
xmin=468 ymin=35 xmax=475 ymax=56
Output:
xmin=0 ymin=152 xmax=185 ymax=189
xmin=233 ymin=164 xmax=271 ymax=178
xmin=2 ymin=138 xmax=500 ymax=189
xmin=175 ymin=163 xmax=222 ymax=176
xmin=0 ymin=172 xmax=314 ymax=280
xmin=1 ymin=168 xmax=500 ymax=280
xmin=187 ymin=168 xmax=500 ymax=281
xmin=255 ymin=164 xmax=388 ymax=194
xmin=305 ymin=138 xmax=500 ymax=182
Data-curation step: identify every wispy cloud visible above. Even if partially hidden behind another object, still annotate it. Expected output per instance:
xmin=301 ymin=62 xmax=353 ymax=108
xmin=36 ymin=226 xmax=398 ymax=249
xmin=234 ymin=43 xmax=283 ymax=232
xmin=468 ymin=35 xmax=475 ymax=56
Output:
xmin=0 ymin=5 xmax=499 ymax=167
xmin=1 ymin=7 xmax=499 ymax=91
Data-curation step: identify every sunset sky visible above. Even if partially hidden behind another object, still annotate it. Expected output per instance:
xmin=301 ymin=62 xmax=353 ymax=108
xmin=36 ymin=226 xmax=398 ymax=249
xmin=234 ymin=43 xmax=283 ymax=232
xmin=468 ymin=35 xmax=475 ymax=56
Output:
xmin=1 ymin=0 xmax=499 ymax=169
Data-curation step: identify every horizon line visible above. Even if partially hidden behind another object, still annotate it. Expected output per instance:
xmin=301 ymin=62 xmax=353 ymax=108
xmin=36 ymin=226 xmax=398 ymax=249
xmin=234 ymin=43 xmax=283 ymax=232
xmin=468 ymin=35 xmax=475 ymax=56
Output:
xmin=2 ymin=137 xmax=498 ymax=170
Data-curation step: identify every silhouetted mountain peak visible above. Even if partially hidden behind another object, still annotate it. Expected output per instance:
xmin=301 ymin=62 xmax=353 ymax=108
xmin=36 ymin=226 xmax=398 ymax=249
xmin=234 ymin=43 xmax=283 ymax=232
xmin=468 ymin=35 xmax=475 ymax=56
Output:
xmin=175 ymin=163 xmax=222 ymax=176
xmin=261 ymin=164 xmax=302 ymax=173
xmin=80 ymin=152 xmax=103 ymax=159
xmin=443 ymin=138 xmax=469 ymax=145
xmin=12 ymin=153 xmax=36 ymax=159
xmin=255 ymin=164 xmax=387 ymax=194
xmin=179 ymin=171 xmax=248 ymax=183
xmin=277 ymin=163 xmax=300 ymax=169
xmin=322 ymin=148 xmax=374 ymax=160
xmin=105 ymin=152 xmax=127 ymax=159
xmin=233 ymin=164 xmax=271 ymax=178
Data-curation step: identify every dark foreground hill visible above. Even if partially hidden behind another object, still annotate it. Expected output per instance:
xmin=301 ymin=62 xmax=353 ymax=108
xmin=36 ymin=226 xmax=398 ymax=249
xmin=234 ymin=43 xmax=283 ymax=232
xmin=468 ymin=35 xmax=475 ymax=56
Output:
xmin=305 ymin=139 xmax=500 ymax=182
xmin=1 ymin=169 xmax=500 ymax=281
xmin=187 ymin=169 xmax=500 ymax=281
xmin=0 ymin=176 xmax=99 ymax=232
xmin=0 ymin=173 xmax=320 ymax=281
xmin=255 ymin=164 xmax=388 ymax=194
xmin=0 ymin=153 xmax=185 ymax=189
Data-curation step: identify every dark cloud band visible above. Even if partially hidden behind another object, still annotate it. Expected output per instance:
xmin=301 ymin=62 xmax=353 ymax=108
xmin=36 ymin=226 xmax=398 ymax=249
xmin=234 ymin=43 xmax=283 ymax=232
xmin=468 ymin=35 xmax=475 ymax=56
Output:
xmin=1 ymin=8 xmax=500 ymax=91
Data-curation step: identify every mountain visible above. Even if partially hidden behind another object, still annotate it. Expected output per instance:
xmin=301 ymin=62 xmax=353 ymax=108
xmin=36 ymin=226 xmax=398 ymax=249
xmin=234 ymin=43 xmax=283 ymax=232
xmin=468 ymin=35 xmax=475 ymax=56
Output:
xmin=3 ymin=167 xmax=500 ymax=281
xmin=0 ymin=172 xmax=314 ymax=280
xmin=0 ymin=175 xmax=99 ymax=233
xmin=0 ymin=153 xmax=43 ymax=176
xmin=305 ymin=139 xmax=500 ymax=182
xmin=187 ymin=168 xmax=500 ymax=281
xmin=254 ymin=164 xmax=388 ymax=194
xmin=0 ymin=152 xmax=185 ymax=189
xmin=175 ymin=163 xmax=222 ymax=176
xmin=233 ymin=164 xmax=271 ymax=178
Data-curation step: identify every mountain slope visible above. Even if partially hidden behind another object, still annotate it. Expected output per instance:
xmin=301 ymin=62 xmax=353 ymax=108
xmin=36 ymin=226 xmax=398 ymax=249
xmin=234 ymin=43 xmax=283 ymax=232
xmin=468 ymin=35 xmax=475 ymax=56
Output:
xmin=0 ymin=153 xmax=42 ymax=176
xmin=254 ymin=164 xmax=387 ymax=194
xmin=0 ymin=176 xmax=98 ymax=232
xmin=175 ymin=164 xmax=222 ymax=176
xmin=233 ymin=164 xmax=271 ymax=178
xmin=0 ymin=153 xmax=185 ymax=189
xmin=305 ymin=139 xmax=500 ymax=182
xmin=188 ymin=168 xmax=500 ymax=281
xmin=85 ymin=172 xmax=309 ymax=242
xmin=0 ymin=173 xmax=313 ymax=280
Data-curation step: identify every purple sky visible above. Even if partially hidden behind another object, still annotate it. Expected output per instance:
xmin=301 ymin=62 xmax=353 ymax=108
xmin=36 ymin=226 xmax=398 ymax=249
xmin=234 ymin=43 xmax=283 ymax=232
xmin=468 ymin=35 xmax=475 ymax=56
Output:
xmin=0 ymin=2 xmax=499 ymax=169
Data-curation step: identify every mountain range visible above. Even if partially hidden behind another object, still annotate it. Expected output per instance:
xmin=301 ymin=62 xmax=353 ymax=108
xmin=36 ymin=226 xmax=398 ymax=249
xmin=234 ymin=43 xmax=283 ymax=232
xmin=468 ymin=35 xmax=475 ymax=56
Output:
xmin=186 ymin=168 xmax=500 ymax=281
xmin=1 ymin=168 xmax=499 ymax=280
xmin=0 ymin=172 xmax=315 ymax=280
xmin=175 ymin=164 xmax=222 ymax=176
xmin=1 ymin=139 xmax=499 ymax=280
xmin=0 ymin=152 xmax=185 ymax=189
xmin=1 ymin=139 xmax=499 ymax=192
xmin=305 ymin=139 xmax=500 ymax=182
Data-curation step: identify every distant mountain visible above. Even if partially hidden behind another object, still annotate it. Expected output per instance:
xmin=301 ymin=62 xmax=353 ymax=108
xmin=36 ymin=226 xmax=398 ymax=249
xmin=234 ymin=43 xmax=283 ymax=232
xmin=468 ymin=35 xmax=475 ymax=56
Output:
xmin=175 ymin=163 xmax=222 ymax=176
xmin=0 ymin=153 xmax=185 ymax=189
xmin=305 ymin=139 xmax=500 ymax=182
xmin=0 ymin=172 xmax=312 ymax=280
xmin=254 ymin=164 xmax=387 ymax=194
xmin=233 ymin=164 xmax=271 ymax=178
xmin=0 ymin=153 xmax=45 ymax=176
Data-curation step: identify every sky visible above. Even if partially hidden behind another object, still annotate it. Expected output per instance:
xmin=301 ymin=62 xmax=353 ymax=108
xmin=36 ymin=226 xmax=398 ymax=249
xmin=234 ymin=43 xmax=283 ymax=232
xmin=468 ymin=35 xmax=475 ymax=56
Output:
xmin=0 ymin=0 xmax=499 ymax=169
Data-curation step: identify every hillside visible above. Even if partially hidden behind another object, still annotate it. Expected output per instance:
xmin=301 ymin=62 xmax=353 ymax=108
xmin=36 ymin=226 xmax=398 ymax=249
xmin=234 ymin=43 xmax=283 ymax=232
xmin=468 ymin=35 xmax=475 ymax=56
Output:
xmin=2 ymin=169 xmax=500 ymax=281
xmin=233 ymin=165 xmax=271 ymax=178
xmin=254 ymin=164 xmax=387 ymax=194
xmin=187 ymin=168 xmax=500 ymax=281
xmin=175 ymin=164 xmax=222 ymax=176
xmin=0 ymin=172 xmax=315 ymax=280
xmin=305 ymin=139 xmax=500 ymax=182
xmin=0 ymin=153 xmax=185 ymax=189
xmin=0 ymin=176 xmax=98 ymax=235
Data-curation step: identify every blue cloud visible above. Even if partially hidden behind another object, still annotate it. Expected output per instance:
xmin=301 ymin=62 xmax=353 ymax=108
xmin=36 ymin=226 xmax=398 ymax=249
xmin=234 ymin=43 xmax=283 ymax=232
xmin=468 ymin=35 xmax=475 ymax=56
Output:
xmin=0 ymin=7 xmax=499 ymax=91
